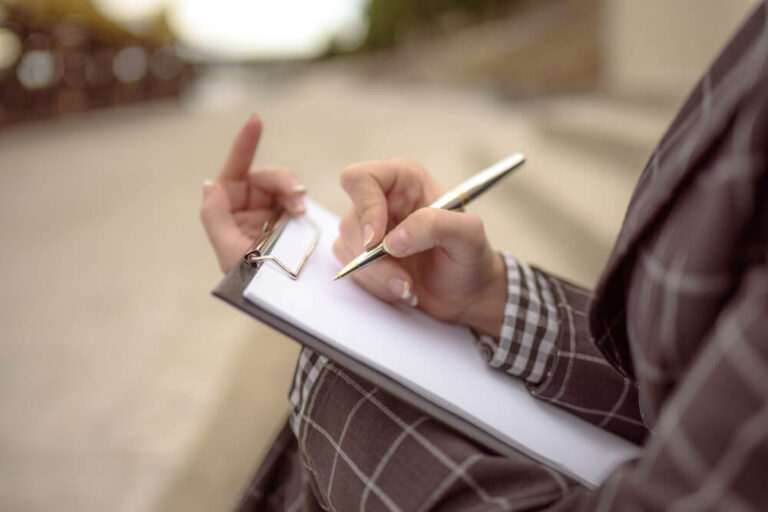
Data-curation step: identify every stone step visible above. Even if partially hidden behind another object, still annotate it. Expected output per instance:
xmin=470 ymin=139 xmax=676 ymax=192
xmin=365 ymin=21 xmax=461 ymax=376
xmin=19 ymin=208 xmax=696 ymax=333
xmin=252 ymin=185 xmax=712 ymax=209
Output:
xmin=532 ymin=94 xmax=675 ymax=171
xmin=487 ymin=96 xmax=672 ymax=278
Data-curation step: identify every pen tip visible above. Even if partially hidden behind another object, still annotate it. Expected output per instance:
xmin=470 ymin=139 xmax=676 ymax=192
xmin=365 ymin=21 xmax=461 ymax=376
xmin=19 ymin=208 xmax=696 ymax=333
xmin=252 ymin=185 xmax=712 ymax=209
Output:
xmin=332 ymin=274 xmax=340 ymax=281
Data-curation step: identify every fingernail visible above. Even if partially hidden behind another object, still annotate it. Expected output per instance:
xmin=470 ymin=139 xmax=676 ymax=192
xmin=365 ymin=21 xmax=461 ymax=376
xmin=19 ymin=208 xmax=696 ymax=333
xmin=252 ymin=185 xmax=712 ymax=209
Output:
xmin=383 ymin=229 xmax=408 ymax=256
xmin=409 ymin=295 xmax=419 ymax=308
xmin=203 ymin=180 xmax=214 ymax=196
xmin=288 ymin=177 xmax=306 ymax=193
xmin=292 ymin=198 xmax=306 ymax=213
xmin=362 ymin=224 xmax=374 ymax=248
xmin=387 ymin=278 xmax=412 ymax=300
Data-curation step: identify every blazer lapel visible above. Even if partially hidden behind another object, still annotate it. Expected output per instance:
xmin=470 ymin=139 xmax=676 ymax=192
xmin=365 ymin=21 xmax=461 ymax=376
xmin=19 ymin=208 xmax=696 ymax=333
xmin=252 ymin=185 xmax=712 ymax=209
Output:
xmin=589 ymin=3 xmax=768 ymax=376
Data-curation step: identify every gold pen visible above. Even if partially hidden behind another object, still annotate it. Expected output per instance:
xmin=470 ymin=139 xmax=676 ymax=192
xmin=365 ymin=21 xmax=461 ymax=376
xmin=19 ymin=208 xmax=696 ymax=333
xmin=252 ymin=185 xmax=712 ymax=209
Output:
xmin=333 ymin=153 xmax=526 ymax=281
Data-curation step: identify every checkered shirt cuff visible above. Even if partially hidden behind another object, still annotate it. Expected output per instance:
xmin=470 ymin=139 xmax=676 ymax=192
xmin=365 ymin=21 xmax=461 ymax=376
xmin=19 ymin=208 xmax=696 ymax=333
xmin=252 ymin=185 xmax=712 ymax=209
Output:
xmin=474 ymin=252 xmax=560 ymax=384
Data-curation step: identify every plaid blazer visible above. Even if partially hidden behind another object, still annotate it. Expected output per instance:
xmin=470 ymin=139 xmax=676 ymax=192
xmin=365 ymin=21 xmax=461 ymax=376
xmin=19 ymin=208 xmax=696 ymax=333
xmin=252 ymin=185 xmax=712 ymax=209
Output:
xmin=238 ymin=3 xmax=768 ymax=510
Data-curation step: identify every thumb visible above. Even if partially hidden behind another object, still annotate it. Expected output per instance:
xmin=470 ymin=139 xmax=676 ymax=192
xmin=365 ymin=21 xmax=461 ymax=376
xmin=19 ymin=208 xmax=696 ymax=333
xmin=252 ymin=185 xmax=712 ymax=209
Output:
xmin=200 ymin=180 xmax=249 ymax=272
xmin=382 ymin=208 xmax=488 ymax=265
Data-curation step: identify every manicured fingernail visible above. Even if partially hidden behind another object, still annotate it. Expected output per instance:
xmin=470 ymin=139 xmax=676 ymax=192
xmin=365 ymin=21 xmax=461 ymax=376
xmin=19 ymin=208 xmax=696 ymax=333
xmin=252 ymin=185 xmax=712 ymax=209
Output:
xmin=203 ymin=180 xmax=213 ymax=196
xmin=387 ymin=278 xmax=412 ymax=300
xmin=362 ymin=224 xmax=374 ymax=248
xmin=383 ymin=229 xmax=408 ymax=256
xmin=288 ymin=177 xmax=306 ymax=193
xmin=409 ymin=295 xmax=419 ymax=308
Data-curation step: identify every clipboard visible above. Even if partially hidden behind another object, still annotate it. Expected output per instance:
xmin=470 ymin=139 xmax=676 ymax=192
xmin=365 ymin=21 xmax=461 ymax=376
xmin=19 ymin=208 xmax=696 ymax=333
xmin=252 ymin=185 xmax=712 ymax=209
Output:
xmin=212 ymin=199 xmax=640 ymax=488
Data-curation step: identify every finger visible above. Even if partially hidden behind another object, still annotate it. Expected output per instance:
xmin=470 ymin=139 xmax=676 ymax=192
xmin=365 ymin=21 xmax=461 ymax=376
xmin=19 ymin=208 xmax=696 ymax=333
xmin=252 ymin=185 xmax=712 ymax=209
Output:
xmin=219 ymin=115 xmax=262 ymax=182
xmin=383 ymin=208 xmax=488 ymax=266
xmin=233 ymin=211 xmax=273 ymax=238
xmin=201 ymin=180 xmax=251 ymax=273
xmin=248 ymin=166 xmax=307 ymax=215
xmin=338 ymin=209 xmax=365 ymax=249
xmin=339 ymin=160 xmax=402 ymax=250
xmin=333 ymin=237 xmax=418 ymax=306
xmin=337 ymin=210 xmax=418 ymax=305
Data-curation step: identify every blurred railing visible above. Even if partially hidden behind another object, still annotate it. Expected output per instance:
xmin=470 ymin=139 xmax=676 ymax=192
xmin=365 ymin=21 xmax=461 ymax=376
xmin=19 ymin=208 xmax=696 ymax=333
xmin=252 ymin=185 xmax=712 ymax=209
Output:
xmin=0 ymin=2 xmax=194 ymax=126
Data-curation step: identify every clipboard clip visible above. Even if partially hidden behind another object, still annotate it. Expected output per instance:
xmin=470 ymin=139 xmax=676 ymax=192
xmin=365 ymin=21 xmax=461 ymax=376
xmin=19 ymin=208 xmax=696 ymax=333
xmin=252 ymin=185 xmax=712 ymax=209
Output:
xmin=243 ymin=208 xmax=320 ymax=280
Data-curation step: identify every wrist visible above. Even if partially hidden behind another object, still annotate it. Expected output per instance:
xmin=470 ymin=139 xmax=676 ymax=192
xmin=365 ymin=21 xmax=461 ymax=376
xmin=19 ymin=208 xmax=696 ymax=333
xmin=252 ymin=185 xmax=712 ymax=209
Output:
xmin=459 ymin=251 xmax=507 ymax=338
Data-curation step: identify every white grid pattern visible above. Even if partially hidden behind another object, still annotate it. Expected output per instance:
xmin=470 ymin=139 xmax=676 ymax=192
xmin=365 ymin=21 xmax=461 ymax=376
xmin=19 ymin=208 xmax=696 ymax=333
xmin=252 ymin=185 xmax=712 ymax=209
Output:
xmin=481 ymin=252 xmax=560 ymax=383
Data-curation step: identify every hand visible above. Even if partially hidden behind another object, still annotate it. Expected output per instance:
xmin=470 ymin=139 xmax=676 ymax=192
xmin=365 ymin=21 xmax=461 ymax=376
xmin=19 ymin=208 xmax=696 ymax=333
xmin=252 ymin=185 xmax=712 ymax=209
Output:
xmin=201 ymin=115 xmax=307 ymax=274
xmin=333 ymin=158 xmax=507 ymax=337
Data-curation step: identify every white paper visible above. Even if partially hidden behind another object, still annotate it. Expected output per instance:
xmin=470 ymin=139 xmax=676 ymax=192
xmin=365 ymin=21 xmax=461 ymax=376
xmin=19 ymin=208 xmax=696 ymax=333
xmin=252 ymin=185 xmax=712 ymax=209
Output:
xmin=243 ymin=198 xmax=640 ymax=487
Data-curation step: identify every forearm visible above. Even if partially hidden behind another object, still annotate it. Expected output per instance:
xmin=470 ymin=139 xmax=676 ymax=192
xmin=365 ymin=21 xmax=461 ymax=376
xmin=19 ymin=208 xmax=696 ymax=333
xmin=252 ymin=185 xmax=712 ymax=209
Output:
xmin=470 ymin=253 xmax=647 ymax=443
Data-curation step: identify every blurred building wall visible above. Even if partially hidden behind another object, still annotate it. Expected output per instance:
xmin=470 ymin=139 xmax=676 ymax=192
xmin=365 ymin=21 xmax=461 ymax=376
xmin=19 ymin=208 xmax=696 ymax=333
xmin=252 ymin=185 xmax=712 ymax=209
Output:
xmin=602 ymin=0 xmax=759 ymax=100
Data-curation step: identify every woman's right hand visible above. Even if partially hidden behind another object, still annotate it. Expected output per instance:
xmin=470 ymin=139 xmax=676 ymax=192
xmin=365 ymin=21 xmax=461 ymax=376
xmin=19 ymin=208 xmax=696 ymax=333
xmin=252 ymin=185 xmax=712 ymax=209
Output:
xmin=333 ymin=158 xmax=508 ymax=338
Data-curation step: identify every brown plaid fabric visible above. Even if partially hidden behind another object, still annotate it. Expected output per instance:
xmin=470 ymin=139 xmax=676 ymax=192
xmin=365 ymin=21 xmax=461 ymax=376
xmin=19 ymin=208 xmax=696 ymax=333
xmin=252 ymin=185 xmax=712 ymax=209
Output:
xmin=238 ymin=354 xmax=579 ymax=512
xmin=237 ymin=3 xmax=768 ymax=510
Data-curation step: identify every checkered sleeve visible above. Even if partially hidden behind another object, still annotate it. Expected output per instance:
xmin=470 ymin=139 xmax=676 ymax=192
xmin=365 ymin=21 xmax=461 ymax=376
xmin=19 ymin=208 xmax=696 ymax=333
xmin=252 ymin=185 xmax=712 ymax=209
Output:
xmin=474 ymin=252 xmax=561 ymax=384
xmin=528 ymin=271 xmax=647 ymax=444
xmin=475 ymin=253 xmax=647 ymax=444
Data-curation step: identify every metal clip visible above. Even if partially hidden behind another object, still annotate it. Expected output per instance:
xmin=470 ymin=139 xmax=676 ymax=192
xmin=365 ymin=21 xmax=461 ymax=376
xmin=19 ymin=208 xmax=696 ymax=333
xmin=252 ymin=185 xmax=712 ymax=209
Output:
xmin=244 ymin=209 xmax=320 ymax=280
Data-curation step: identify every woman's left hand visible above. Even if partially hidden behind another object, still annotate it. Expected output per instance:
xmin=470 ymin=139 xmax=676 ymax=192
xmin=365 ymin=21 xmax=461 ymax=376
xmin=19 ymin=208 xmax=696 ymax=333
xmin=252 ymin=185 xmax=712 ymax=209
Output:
xmin=200 ymin=115 xmax=307 ymax=273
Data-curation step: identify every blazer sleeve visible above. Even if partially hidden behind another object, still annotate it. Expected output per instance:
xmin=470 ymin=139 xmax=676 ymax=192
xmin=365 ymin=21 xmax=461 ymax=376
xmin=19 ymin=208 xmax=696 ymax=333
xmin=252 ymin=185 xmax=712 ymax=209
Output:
xmin=475 ymin=253 xmax=648 ymax=444
xmin=548 ymin=262 xmax=768 ymax=510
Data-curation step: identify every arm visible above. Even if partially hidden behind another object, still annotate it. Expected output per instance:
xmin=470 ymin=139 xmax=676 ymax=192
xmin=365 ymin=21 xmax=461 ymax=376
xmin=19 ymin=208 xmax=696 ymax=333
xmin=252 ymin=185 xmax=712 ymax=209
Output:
xmin=550 ymin=262 xmax=768 ymax=510
xmin=474 ymin=253 xmax=647 ymax=444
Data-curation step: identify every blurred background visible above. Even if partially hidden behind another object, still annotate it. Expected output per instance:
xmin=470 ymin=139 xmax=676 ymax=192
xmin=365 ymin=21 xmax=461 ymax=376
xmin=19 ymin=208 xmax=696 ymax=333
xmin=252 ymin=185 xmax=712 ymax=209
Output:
xmin=0 ymin=0 xmax=759 ymax=510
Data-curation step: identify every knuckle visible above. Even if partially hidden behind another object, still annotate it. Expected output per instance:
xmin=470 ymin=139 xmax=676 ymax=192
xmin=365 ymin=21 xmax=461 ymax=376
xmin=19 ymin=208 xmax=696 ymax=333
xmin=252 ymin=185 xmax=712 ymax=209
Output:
xmin=339 ymin=163 xmax=364 ymax=190
xmin=402 ymin=207 xmax=436 ymax=243
xmin=464 ymin=212 xmax=483 ymax=230
xmin=261 ymin=165 xmax=287 ymax=175
xmin=419 ymin=207 xmax=441 ymax=229
xmin=412 ymin=162 xmax=429 ymax=178
xmin=269 ymin=166 xmax=290 ymax=181
xmin=387 ymin=156 xmax=409 ymax=167
xmin=359 ymin=201 xmax=381 ymax=223
xmin=278 ymin=166 xmax=295 ymax=181
xmin=390 ymin=157 xmax=423 ymax=174
xmin=462 ymin=213 xmax=486 ymax=248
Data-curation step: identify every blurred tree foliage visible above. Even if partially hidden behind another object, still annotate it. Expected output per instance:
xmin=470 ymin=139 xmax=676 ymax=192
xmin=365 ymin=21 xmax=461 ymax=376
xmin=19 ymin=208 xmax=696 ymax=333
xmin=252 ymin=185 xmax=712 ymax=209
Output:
xmin=363 ymin=0 xmax=519 ymax=49
xmin=2 ymin=0 xmax=175 ymax=45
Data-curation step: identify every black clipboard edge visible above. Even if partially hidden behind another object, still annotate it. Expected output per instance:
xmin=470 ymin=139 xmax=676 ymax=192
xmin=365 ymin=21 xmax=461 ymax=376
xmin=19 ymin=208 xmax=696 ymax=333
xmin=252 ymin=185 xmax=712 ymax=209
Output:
xmin=212 ymin=259 xmax=594 ymax=489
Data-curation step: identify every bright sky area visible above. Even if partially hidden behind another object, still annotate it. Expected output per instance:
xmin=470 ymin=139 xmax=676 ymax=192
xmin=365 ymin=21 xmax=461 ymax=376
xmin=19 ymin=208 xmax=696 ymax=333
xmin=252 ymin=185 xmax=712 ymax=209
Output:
xmin=92 ymin=0 xmax=367 ymax=59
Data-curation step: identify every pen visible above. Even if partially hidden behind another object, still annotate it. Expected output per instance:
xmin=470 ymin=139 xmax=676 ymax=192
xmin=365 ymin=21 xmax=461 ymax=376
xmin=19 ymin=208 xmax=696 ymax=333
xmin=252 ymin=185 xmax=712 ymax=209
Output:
xmin=333 ymin=153 xmax=526 ymax=281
